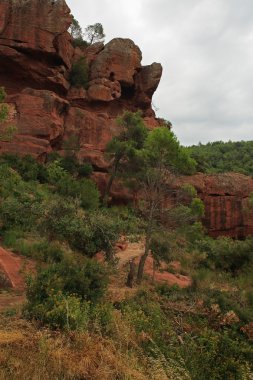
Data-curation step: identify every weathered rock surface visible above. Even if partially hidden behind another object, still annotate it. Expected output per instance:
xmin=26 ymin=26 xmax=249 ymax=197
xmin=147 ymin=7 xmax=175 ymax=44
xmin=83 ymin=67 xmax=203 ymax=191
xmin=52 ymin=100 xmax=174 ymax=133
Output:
xmin=134 ymin=63 xmax=163 ymax=107
xmin=0 ymin=0 xmax=162 ymax=169
xmin=0 ymin=0 xmax=73 ymax=94
xmin=178 ymin=173 xmax=253 ymax=238
xmin=90 ymin=38 xmax=142 ymax=86
xmin=0 ymin=88 xmax=68 ymax=160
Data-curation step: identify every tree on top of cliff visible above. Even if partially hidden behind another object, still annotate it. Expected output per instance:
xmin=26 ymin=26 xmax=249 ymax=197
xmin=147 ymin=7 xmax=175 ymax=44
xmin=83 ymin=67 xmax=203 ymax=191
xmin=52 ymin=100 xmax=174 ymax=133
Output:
xmin=69 ymin=18 xmax=83 ymax=40
xmin=69 ymin=17 xmax=88 ymax=48
xmin=84 ymin=23 xmax=105 ymax=45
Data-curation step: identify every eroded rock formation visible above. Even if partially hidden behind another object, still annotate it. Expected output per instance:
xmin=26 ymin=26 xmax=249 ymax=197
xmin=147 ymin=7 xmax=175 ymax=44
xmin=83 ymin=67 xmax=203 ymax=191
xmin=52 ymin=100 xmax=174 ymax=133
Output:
xmin=178 ymin=173 xmax=253 ymax=238
xmin=0 ymin=0 xmax=162 ymax=165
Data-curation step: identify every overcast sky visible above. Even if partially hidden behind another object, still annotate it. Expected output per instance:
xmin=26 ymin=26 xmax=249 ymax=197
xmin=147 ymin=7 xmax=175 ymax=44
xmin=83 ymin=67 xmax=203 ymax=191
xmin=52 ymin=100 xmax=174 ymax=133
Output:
xmin=67 ymin=0 xmax=253 ymax=146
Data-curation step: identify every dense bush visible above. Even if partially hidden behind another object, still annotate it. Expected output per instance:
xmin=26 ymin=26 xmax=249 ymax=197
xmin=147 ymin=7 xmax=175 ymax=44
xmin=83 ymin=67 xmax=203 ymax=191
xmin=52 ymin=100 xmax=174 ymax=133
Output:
xmin=70 ymin=58 xmax=89 ymax=89
xmin=72 ymin=38 xmax=89 ymax=49
xmin=57 ymin=176 xmax=100 ymax=209
xmin=0 ymin=154 xmax=47 ymax=182
xmin=197 ymin=237 xmax=253 ymax=274
xmin=25 ymin=259 xmax=108 ymax=329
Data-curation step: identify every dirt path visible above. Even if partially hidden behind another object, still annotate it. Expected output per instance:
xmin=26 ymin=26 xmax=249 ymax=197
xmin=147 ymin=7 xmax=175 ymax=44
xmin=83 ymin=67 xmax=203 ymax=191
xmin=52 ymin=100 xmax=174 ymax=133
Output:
xmin=0 ymin=247 xmax=28 ymax=290
xmin=115 ymin=241 xmax=191 ymax=288
xmin=0 ymin=247 xmax=35 ymax=311
xmin=116 ymin=241 xmax=145 ymax=266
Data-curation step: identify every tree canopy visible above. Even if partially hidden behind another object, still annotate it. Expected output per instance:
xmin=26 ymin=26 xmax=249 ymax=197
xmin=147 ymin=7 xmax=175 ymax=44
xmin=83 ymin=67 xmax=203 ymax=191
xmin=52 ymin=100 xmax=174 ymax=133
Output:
xmin=84 ymin=23 xmax=105 ymax=45
xmin=186 ymin=140 xmax=253 ymax=176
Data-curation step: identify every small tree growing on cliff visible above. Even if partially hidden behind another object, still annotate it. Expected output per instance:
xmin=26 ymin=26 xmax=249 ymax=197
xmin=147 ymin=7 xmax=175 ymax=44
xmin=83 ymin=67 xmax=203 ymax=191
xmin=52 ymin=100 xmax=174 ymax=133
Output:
xmin=69 ymin=18 xmax=83 ymax=40
xmin=103 ymin=111 xmax=148 ymax=206
xmin=0 ymin=87 xmax=17 ymax=141
xmin=69 ymin=18 xmax=88 ymax=49
xmin=0 ymin=87 xmax=8 ymax=122
xmin=70 ymin=58 xmax=89 ymax=89
xmin=84 ymin=23 xmax=105 ymax=45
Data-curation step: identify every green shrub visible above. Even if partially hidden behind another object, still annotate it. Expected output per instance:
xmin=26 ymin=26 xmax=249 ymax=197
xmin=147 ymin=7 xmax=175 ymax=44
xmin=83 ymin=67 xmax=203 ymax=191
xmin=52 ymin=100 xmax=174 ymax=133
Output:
xmin=0 ymin=194 xmax=42 ymax=231
xmin=46 ymin=160 xmax=68 ymax=184
xmin=25 ymin=259 xmax=108 ymax=330
xmin=2 ymin=229 xmax=23 ymax=248
xmin=90 ymin=302 xmax=114 ymax=334
xmin=39 ymin=197 xmax=79 ymax=241
xmin=58 ymin=155 xmax=80 ymax=175
xmin=70 ymin=58 xmax=89 ymax=89
xmin=26 ymin=259 xmax=108 ymax=305
xmin=0 ymin=154 xmax=47 ymax=182
xmin=78 ymin=162 xmax=93 ymax=177
xmin=57 ymin=177 xmax=100 ymax=210
xmin=197 ymin=237 xmax=253 ymax=274
xmin=180 ymin=328 xmax=253 ymax=380
xmin=72 ymin=38 xmax=89 ymax=49
xmin=27 ymin=291 xmax=90 ymax=331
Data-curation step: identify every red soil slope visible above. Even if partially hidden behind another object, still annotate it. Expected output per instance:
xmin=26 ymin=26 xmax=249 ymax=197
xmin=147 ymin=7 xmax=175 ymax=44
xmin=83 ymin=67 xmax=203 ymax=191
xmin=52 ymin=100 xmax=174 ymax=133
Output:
xmin=0 ymin=247 xmax=34 ymax=291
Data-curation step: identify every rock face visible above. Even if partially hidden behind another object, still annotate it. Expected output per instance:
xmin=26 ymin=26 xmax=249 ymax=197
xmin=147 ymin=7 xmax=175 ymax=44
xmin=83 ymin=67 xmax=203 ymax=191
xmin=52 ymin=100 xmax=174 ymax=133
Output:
xmin=0 ymin=0 xmax=252 ymax=239
xmin=0 ymin=0 xmax=162 ymax=166
xmin=178 ymin=173 xmax=253 ymax=238
xmin=0 ymin=0 xmax=74 ymax=94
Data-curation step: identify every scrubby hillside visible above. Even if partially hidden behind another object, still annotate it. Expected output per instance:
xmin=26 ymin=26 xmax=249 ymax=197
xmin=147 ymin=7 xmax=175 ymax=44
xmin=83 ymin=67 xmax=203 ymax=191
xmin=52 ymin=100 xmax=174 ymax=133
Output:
xmin=0 ymin=151 xmax=253 ymax=379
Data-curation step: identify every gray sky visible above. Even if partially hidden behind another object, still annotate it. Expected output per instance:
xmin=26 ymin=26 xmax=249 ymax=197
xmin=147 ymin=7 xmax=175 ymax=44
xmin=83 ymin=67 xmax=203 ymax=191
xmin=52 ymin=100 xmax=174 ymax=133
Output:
xmin=67 ymin=0 xmax=253 ymax=146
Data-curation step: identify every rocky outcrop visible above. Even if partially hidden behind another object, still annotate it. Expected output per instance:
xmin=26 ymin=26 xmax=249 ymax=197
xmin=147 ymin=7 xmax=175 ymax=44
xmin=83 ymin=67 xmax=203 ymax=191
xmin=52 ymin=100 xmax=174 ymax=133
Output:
xmin=178 ymin=173 xmax=253 ymax=238
xmin=0 ymin=0 xmax=74 ymax=94
xmin=0 ymin=88 xmax=68 ymax=160
xmin=0 ymin=0 xmax=163 ymax=169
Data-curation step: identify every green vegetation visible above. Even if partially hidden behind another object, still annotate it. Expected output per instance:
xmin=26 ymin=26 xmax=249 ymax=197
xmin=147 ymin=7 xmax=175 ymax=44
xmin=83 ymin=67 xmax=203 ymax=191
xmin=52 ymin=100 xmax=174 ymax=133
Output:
xmin=69 ymin=17 xmax=89 ymax=49
xmin=84 ymin=22 xmax=105 ymax=45
xmin=69 ymin=18 xmax=105 ymax=48
xmin=0 ymin=109 xmax=252 ymax=379
xmin=0 ymin=86 xmax=18 ymax=141
xmin=25 ymin=259 xmax=108 ymax=330
xmin=104 ymin=110 xmax=148 ymax=205
xmin=133 ymin=127 xmax=197 ymax=282
xmin=69 ymin=58 xmax=89 ymax=89
xmin=186 ymin=140 xmax=253 ymax=176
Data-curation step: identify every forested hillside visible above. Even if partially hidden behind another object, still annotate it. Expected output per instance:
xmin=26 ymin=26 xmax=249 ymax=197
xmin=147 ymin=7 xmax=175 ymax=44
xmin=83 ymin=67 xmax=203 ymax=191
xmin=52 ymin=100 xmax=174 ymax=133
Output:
xmin=186 ymin=140 xmax=253 ymax=176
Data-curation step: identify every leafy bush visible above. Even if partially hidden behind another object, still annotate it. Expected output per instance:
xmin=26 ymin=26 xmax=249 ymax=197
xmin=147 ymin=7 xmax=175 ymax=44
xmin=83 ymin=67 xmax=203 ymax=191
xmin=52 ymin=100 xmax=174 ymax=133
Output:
xmin=0 ymin=154 xmax=47 ymax=182
xmin=70 ymin=58 xmax=89 ymax=89
xmin=197 ymin=237 xmax=253 ymax=274
xmin=0 ymin=194 xmax=42 ymax=231
xmin=72 ymin=38 xmax=89 ymax=49
xmin=25 ymin=259 xmax=108 ymax=329
xmin=39 ymin=197 xmax=79 ymax=241
xmin=78 ymin=162 xmax=93 ymax=177
xmin=27 ymin=290 xmax=90 ymax=331
xmin=57 ymin=177 xmax=100 ymax=210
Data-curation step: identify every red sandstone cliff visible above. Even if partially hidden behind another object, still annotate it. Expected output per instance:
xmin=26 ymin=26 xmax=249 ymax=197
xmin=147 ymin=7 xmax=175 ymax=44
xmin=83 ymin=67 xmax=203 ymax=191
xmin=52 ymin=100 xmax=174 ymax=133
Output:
xmin=178 ymin=173 xmax=253 ymax=239
xmin=0 ymin=0 xmax=162 ymax=164
xmin=0 ymin=0 xmax=252 ymax=239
